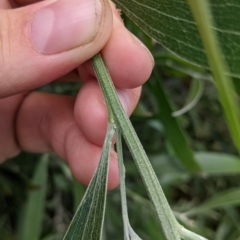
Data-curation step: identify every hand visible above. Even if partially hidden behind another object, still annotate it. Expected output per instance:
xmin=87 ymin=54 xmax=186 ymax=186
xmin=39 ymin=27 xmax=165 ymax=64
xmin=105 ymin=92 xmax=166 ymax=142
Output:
xmin=0 ymin=0 xmax=153 ymax=189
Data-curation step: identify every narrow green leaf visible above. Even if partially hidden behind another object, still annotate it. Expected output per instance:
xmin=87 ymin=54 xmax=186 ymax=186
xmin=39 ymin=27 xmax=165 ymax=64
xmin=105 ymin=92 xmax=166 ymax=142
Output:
xmin=195 ymin=152 xmax=240 ymax=175
xmin=92 ymin=53 xmax=181 ymax=240
xmin=180 ymin=227 xmax=208 ymax=240
xmin=172 ymin=79 xmax=204 ymax=117
xmin=148 ymin=74 xmax=200 ymax=172
xmin=187 ymin=0 xmax=240 ymax=154
xmin=185 ymin=188 xmax=240 ymax=216
xmin=155 ymin=52 xmax=212 ymax=82
xmin=150 ymin=152 xmax=240 ymax=177
xmin=63 ymin=123 xmax=115 ymax=240
xmin=17 ymin=154 xmax=49 ymax=240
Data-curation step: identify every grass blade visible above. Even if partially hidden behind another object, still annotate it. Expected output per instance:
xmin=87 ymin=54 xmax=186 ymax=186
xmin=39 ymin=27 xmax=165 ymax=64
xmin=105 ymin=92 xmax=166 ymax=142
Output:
xmin=147 ymin=73 xmax=200 ymax=172
xmin=185 ymin=188 xmax=240 ymax=216
xmin=17 ymin=154 xmax=49 ymax=240
xmin=63 ymin=123 xmax=115 ymax=240
xmin=172 ymin=79 xmax=204 ymax=117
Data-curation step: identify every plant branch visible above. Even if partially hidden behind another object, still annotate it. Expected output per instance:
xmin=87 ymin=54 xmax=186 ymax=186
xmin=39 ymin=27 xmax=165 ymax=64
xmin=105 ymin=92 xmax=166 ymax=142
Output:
xmin=180 ymin=226 xmax=208 ymax=240
xmin=92 ymin=53 xmax=181 ymax=240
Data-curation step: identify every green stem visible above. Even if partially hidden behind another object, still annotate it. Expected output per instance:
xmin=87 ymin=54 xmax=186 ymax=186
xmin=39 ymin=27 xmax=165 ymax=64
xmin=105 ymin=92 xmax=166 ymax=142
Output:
xmin=92 ymin=53 xmax=181 ymax=240
xmin=116 ymin=129 xmax=130 ymax=240
xmin=180 ymin=226 xmax=208 ymax=240
xmin=187 ymin=0 xmax=240 ymax=154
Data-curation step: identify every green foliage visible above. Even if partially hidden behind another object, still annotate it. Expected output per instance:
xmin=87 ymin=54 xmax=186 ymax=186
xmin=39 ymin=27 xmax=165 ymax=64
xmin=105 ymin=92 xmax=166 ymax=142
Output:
xmin=17 ymin=154 xmax=49 ymax=240
xmin=113 ymin=0 xmax=240 ymax=78
xmin=185 ymin=188 xmax=240 ymax=216
xmin=147 ymin=72 xmax=200 ymax=171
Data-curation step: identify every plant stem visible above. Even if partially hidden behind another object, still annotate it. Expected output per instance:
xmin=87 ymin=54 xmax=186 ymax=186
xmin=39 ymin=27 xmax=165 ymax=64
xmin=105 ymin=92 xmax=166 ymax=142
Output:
xmin=180 ymin=226 xmax=208 ymax=240
xmin=187 ymin=0 xmax=240 ymax=154
xmin=116 ymin=129 xmax=130 ymax=240
xmin=92 ymin=53 xmax=181 ymax=240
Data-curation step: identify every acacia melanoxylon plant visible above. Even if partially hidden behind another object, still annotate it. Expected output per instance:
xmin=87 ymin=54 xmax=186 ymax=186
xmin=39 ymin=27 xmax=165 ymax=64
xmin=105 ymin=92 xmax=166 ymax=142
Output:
xmin=62 ymin=0 xmax=240 ymax=239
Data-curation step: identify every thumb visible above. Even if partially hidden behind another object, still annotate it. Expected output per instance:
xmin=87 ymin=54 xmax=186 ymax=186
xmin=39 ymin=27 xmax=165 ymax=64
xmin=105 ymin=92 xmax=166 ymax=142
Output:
xmin=0 ymin=0 xmax=112 ymax=98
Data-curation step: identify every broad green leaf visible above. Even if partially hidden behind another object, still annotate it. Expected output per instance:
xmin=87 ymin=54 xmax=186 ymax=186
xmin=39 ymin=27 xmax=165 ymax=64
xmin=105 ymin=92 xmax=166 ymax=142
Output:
xmin=185 ymin=188 xmax=240 ymax=216
xmin=115 ymin=0 xmax=240 ymax=154
xmin=147 ymin=73 xmax=200 ymax=172
xmin=172 ymin=79 xmax=204 ymax=117
xmin=195 ymin=152 xmax=240 ymax=175
xmin=17 ymin=154 xmax=49 ymax=240
xmin=63 ymin=123 xmax=115 ymax=240
xmin=113 ymin=0 xmax=240 ymax=78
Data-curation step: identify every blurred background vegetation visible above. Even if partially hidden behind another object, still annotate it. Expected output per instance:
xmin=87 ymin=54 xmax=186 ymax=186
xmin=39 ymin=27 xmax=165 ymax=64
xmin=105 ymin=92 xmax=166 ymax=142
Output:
xmin=1 ymin=15 xmax=240 ymax=240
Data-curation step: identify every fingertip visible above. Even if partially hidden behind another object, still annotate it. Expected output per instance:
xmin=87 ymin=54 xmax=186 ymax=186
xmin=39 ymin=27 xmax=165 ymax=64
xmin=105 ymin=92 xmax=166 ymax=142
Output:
xmin=74 ymin=80 xmax=108 ymax=146
xmin=66 ymin=126 xmax=119 ymax=190
xmin=71 ymin=154 xmax=119 ymax=191
xmin=78 ymin=13 xmax=154 ymax=89
xmin=101 ymin=15 xmax=154 ymax=89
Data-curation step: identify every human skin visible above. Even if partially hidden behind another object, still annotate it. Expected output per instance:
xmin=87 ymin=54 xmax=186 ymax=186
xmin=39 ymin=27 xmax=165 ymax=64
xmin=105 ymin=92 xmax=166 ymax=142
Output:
xmin=0 ymin=0 xmax=153 ymax=189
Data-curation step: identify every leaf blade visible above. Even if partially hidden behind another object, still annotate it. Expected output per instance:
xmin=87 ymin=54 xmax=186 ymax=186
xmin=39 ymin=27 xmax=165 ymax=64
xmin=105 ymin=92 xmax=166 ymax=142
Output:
xmin=63 ymin=123 xmax=115 ymax=240
xmin=186 ymin=188 xmax=240 ymax=216
xmin=172 ymin=79 xmax=204 ymax=117
xmin=113 ymin=0 xmax=240 ymax=78
xmin=17 ymin=154 xmax=49 ymax=240
xmin=148 ymin=74 xmax=200 ymax=172
xmin=195 ymin=152 xmax=240 ymax=175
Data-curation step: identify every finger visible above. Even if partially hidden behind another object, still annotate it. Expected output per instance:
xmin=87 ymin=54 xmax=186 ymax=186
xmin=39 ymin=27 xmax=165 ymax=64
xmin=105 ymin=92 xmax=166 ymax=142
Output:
xmin=74 ymin=80 xmax=141 ymax=146
xmin=0 ymin=1 xmax=13 ymax=9
xmin=14 ymin=0 xmax=41 ymax=6
xmin=0 ymin=94 xmax=25 ymax=162
xmin=0 ymin=0 xmax=112 ymax=98
xmin=56 ymin=70 xmax=80 ymax=82
xmin=16 ymin=92 xmax=119 ymax=189
xmin=78 ymin=4 xmax=154 ymax=89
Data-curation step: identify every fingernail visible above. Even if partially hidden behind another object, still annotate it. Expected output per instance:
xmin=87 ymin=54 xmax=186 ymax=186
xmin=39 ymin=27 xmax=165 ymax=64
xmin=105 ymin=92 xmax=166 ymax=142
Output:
xmin=117 ymin=89 xmax=130 ymax=114
xmin=31 ymin=0 xmax=102 ymax=54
